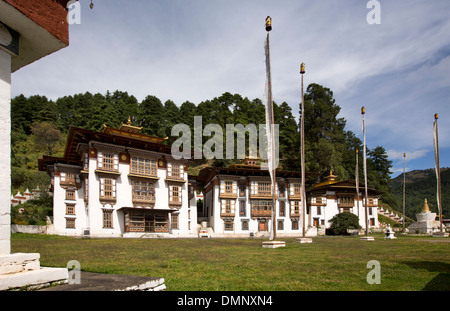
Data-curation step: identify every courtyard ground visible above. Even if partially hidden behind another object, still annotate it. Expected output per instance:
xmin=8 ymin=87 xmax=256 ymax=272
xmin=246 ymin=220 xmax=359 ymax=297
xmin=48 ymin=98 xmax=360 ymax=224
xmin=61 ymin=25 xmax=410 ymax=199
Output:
xmin=11 ymin=233 xmax=450 ymax=291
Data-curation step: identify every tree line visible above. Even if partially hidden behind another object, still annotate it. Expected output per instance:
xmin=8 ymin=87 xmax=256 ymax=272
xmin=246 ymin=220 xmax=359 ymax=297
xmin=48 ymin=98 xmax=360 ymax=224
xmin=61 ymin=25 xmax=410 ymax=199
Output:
xmin=11 ymin=83 xmax=395 ymax=206
xmin=391 ymin=168 xmax=449 ymax=220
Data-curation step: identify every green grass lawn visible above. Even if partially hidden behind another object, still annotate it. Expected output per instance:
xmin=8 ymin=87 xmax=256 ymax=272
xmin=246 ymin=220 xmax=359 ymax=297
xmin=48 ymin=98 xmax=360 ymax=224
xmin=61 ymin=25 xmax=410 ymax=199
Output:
xmin=11 ymin=233 xmax=450 ymax=291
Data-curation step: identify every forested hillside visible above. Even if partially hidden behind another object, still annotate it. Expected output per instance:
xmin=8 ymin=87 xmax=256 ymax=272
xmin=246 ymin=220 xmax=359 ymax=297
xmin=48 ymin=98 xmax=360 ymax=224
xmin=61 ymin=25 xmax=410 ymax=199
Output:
xmin=391 ymin=168 xmax=449 ymax=220
xmin=11 ymin=84 xmax=394 ymax=206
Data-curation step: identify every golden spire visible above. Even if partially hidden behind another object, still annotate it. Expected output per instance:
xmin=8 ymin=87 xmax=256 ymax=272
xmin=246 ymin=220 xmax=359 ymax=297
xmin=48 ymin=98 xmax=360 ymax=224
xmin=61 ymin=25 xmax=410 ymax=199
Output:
xmin=326 ymin=170 xmax=338 ymax=181
xmin=422 ymin=198 xmax=430 ymax=212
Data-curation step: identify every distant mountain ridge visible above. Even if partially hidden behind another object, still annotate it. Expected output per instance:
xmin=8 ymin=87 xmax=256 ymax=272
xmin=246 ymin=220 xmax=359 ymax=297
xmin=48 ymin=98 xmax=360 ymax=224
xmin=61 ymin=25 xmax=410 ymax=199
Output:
xmin=390 ymin=167 xmax=449 ymax=220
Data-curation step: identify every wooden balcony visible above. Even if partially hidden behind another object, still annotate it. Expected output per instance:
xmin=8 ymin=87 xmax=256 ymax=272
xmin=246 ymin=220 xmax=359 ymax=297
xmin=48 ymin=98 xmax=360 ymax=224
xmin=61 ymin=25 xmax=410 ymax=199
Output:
xmin=289 ymin=193 xmax=302 ymax=200
xmin=338 ymin=197 xmax=354 ymax=208
xmin=132 ymin=197 xmax=156 ymax=205
xmin=249 ymin=192 xmax=277 ymax=200
xmin=219 ymin=192 xmax=238 ymax=199
xmin=164 ymin=176 xmax=186 ymax=184
xmin=251 ymin=209 xmax=272 ymax=218
xmin=220 ymin=212 xmax=235 ymax=217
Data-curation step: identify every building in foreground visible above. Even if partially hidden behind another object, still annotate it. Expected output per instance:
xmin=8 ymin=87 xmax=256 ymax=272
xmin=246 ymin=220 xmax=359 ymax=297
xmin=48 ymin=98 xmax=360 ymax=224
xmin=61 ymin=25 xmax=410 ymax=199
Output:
xmin=1 ymin=0 xmax=71 ymax=290
xmin=39 ymin=121 xmax=198 ymax=238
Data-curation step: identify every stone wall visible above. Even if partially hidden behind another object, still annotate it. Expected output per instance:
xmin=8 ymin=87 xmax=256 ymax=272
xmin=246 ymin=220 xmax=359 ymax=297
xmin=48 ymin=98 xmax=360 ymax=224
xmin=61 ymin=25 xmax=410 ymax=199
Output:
xmin=11 ymin=225 xmax=47 ymax=234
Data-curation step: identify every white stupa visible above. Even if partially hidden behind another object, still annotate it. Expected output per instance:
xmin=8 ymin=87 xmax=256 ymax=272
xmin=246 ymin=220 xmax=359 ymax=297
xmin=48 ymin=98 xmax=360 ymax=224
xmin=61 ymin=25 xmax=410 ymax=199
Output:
xmin=408 ymin=199 xmax=441 ymax=234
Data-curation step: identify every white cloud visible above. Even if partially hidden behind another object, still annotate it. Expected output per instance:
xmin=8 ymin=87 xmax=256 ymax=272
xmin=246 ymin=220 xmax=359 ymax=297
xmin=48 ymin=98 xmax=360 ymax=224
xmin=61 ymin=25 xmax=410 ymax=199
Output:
xmin=9 ymin=0 xmax=450 ymax=170
xmin=387 ymin=149 xmax=428 ymax=161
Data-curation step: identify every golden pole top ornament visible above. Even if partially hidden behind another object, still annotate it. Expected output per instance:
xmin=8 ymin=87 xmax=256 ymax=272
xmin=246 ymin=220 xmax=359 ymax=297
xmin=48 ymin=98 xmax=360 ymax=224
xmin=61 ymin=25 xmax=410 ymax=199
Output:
xmin=435 ymin=113 xmax=439 ymax=120
xmin=265 ymin=16 xmax=272 ymax=32
xmin=300 ymin=63 xmax=305 ymax=74
xmin=361 ymin=106 xmax=366 ymax=115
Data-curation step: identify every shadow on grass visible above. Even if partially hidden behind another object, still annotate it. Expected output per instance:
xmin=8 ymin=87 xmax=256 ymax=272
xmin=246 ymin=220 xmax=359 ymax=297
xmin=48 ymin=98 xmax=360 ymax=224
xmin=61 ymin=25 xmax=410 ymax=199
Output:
xmin=401 ymin=261 xmax=450 ymax=291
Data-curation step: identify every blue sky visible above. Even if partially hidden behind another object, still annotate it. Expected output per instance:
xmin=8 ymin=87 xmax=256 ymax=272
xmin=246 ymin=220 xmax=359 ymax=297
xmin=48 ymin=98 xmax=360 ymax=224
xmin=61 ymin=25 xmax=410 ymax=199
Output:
xmin=10 ymin=0 xmax=450 ymax=177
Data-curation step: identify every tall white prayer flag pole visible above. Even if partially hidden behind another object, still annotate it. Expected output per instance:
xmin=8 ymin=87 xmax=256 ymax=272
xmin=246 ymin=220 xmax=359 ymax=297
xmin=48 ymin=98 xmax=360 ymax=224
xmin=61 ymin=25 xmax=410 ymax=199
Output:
xmin=402 ymin=153 xmax=406 ymax=232
xmin=433 ymin=113 xmax=443 ymax=232
xmin=264 ymin=16 xmax=277 ymax=241
xmin=361 ymin=106 xmax=371 ymax=239
xmin=300 ymin=62 xmax=307 ymax=238
xmin=356 ymin=149 xmax=360 ymax=218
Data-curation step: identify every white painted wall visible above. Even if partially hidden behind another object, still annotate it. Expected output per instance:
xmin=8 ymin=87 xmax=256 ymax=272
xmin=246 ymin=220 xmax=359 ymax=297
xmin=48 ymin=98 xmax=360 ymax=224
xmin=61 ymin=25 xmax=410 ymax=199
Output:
xmin=0 ymin=48 xmax=11 ymax=254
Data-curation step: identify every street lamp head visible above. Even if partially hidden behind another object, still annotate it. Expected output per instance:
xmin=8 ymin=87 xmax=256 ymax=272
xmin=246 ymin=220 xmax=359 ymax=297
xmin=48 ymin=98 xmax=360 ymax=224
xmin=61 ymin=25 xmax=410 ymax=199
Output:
xmin=265 ymin=16 xmax=272 ymax=32
xmin=361 ymin=106 xmax=365 ymax=115
xmin=300 ymin=63 xmax=305 ymax=74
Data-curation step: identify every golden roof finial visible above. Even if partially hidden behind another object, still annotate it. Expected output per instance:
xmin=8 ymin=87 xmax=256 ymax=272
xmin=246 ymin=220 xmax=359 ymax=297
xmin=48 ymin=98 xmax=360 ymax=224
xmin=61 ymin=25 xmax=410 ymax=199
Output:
xmin=326 ymin=170 xmax=337 ymax=181
xmin=422 ymin=198 xmax=430 ymax=212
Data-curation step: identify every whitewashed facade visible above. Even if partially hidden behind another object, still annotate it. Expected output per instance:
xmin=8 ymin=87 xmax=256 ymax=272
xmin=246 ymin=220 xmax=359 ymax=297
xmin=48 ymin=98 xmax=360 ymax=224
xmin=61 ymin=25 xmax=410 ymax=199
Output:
xmin=199 ymin=165 xmax=309 ymax=237
xmin=40 ymin=124 xmax=198 ymax=238
xmin=307 ymin=174 xmax=380 ymax=231
xmin=200 ymin=167 xmax=380 ymax=237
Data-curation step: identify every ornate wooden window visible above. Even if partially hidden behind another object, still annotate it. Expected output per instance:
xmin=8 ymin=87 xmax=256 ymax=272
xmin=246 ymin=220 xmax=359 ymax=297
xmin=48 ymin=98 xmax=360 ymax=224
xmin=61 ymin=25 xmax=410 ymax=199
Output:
xmin=97 ymin=151 xmax=119 ymax=172
xmin=239 ymin=200 xmax=246 ymax=216
xmin=278 ymin=183 xmax=285 ymax=197
xmin=131 ymin=157 xmax=157 ymax=176
xmin=132 ymin=180 xmax=155 ymax=203
xmin=66 ymin=190 xmax=75 ymax=201
xmin=169 ymin=185 xmax=182 ymax=206
xmin=291 ymin=219 xmax=299 ymax=230
xmin=60 ymin=172 xmax=80 ymax=187
xmin=338 ymin=196 xmax=354 ymax=207
xmin=103 ymin=210 xmax=113 ymax=228
xmin=221 ymin=199 xmax=235 ymax=216
xmin=279 ymin=201 xmax=285 ymax=216
xmin=290 ymin=200 xmax=300 ymax=217
xmin=241 ymin=220 xmax=249 ymax=231
xmin=103 ymin=152 xmax=114 ymax=171
xmin=239 ymin=181 xmax=246 ymax=197
xmin=167 ymin=163 xmax=184 ymax=180
xmin=171 ymin=214 xmax=179 ymax=229
xmin=65 ymin=218 xmax=75 ymax=229
xmin=225 ymin=181 xmax=233 ymax=194
xmin=66 ymin=204 xmax=75 ymax=215
xmin=219 ymin=180 xmax=237 ymax=198
xmin=293 ymin=183 xmax=301 ymax=195
xmin=278 ymin=220 xmax=284 ymax=230
xmin=224 ymin=219 xmax=234 ymax=231
xmin=258 ymin=182 xmax=271 ymax=195
xmin=251 ymin=200 xmax=272 ymax=217
xmin=288 ymin=181 xmax=302 ymax=199
xmin=99 ymin=177 xmax=116 ymax=201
